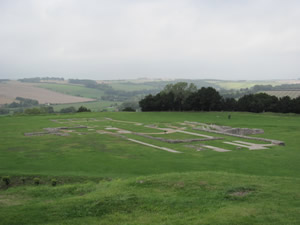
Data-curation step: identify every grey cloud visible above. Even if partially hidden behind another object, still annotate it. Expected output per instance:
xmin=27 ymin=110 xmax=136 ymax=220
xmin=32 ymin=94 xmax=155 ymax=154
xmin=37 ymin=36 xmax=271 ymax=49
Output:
xmin=0 ymin=0 xmax=299 ymax=80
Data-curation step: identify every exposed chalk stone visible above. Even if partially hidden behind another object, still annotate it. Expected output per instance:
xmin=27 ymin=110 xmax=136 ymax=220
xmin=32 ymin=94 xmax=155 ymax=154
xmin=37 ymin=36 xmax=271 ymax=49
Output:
xmin=24 ymin=131 xmax=69 ymax=136
xmin=192 ymin=127 xmax=284 ymax=145
xmin=127 ymin=138 xmax=181 ymax=153
xmin=223 ymin=141 xmax=276 ymax=150
xmin=184 ymin=121 xmax=264 ymax=135
xmin=201 ymin=145 xmax=231 ymax=152
xmin=133 ymin=133 xmax=223 ymax=143
xmin=184 ymin=145 xmax=206 ymax=151
xmin=176 ymin=130 xmax=213 ymax=138
xmin=25 ymin=126 xmax=87 ymax=137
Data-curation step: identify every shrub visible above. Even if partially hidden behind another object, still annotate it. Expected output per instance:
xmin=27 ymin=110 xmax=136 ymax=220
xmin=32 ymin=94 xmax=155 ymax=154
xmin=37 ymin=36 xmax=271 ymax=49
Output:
xmin=0 ymin=108 xmax=9 ymax=115
xmin=119 ymin=101 xmax=140 ymax=111
xmin=77 ymin=106 xmax=91 ymax=112
xmin=51 ymin=179 xmax=57 ymax=187
xmin=40 ymin=106 xmax=54 ymax=114
xmin=33 ymin=178 xmax=40 ymax=185
xmin=13 ymin=108 xmax=24 ymax=114
xmin=24 ymin=108 xmax=41 ymax=115
xmin=2 ymin=176 xmax=10 ymax=185
xmin=122 ymin=107 xmax=135 ymax=112
xmin=60 ymin=106 xmax=76 ymax=113
xmin=21 ymin=177 xmax=26 ymax=184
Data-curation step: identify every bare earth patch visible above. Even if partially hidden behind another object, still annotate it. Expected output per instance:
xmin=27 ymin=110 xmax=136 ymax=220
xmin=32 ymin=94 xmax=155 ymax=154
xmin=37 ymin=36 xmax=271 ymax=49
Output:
xmin=226 ymin=186 xmax=255 ymax=198
xmin=229 ymin=191 xmax=251 ymax=197
xmin=0 ymin=195 xmax=25 ymax=206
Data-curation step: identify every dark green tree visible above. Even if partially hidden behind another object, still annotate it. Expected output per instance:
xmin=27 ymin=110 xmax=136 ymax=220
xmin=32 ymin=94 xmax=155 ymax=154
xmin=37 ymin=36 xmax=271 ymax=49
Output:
xmin=77 ymin=106 xmax=91 ymax=112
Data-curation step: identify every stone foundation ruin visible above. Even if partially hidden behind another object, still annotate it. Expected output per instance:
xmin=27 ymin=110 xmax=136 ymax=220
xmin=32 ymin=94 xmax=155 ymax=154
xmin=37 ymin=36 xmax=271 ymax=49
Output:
xmin=133 ymin=133 xmax=223 ymax=143
xmin=24 ymin=126 xmax=87 ymax=137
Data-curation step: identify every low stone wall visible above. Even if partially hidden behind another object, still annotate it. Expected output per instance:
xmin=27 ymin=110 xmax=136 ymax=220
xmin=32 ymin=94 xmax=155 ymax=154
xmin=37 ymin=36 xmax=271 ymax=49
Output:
xmin=224 ymin=128 xmax=264 ymax=135
xmin=133 ymin=133 xmax=223 ymax=143
xmin=55 ymin=126 xmax=87 ymax=130
xmin=184 ymin=121 xmax=264 ymax=135
xmin=24 ymin=126 xmax=87 ymax=137
xmin=24 ymin=131 xmax=69 ymax=136
xmin=192 ymin=127 xmax=285 ymax=146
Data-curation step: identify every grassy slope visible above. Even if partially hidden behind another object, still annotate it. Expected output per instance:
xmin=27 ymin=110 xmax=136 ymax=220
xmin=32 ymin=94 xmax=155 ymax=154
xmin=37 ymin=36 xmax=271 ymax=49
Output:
xmin=0 ymin=112 xmax=300 ymax=224
xmin=37 ymin=83 xmax=105 ymax=99
xmin=37 ymin=83 xmax=119 ymax=111
xmin=1 ymin=172 xmax=299 ymax=225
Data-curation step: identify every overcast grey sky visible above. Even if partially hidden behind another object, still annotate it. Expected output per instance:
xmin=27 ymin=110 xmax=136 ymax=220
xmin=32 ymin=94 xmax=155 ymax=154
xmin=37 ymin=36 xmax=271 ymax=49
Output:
xmin=0 ymin=0 xmax=299 ymax=80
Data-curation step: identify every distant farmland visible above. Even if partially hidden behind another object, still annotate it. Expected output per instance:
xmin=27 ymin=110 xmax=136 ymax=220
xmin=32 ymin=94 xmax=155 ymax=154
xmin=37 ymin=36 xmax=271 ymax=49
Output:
xmin=37 ymin=83 xmax=105 ymax=99
xmin=0 ymin=95 xmax=13 ymax=104
xmin=262 ymin=90 xmax=300 ymax=99
xmin=0 ymin=81 xmax=94 ymax=104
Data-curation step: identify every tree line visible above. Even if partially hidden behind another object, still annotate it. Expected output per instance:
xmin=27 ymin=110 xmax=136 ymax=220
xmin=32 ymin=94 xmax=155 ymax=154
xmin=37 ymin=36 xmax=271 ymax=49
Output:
xmin=139 ymin=82 xmax=300 ymax=113
xmin=5 ymin=97 xmax=39 ymax=108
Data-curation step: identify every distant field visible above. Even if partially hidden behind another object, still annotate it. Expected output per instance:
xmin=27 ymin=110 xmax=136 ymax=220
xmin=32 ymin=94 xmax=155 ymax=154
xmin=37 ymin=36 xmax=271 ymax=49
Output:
xmin=52 ymin=101 xmax=120 ymax=112
xmin=0 ymin=81 xmax=94 ymax=104
xmin=207 ymin=80 xmax=297 ymax=89
xmin=0 ymin=95 xmax=13 ymax=104
xmin=109 ymin=83 xmax=156 ymax=91
xmin=37 ymin=83 xmax=105 ymax=99
xmin=261 ymin=90 xmax=300 ymax=99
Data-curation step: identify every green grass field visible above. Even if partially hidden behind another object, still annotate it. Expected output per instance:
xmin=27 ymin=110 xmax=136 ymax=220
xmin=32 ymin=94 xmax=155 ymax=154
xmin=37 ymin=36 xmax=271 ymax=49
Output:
xmin=37 ymin=83 xmax=105 ymax=99
xmin=36 ymin=84 xmax=119 ymax=111
xmin=0 ymin=112 xmax=299 ymax=224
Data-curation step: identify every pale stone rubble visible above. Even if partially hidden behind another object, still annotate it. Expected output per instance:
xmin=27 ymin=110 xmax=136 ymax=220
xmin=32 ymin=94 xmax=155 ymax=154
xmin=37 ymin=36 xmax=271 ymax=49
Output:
xmin=24 ymin=118 xmax=284 ymax=154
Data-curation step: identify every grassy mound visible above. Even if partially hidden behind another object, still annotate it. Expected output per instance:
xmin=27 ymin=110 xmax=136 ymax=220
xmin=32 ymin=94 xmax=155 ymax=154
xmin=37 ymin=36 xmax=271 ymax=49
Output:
xmin=0 ymin=172 xmax=299 ymax=225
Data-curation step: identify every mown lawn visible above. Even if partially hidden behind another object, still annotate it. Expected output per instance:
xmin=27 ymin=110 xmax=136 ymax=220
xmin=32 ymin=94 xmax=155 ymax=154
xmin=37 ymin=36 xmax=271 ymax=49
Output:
xmin=0 ymin=111 xmax=299 ymax=224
